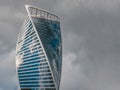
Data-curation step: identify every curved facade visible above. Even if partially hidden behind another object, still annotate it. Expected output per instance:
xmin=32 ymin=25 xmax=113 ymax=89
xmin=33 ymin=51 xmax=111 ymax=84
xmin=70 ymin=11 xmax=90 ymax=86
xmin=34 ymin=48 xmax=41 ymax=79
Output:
xmin=16 ymin=5 xmax=62 ymax=90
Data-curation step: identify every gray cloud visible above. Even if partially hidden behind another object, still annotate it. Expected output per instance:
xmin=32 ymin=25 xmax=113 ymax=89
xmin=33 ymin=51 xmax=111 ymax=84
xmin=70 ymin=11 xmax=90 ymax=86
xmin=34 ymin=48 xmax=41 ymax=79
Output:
xmin=1 ymin=0 xmax=120 ymax=90
xmin=55 ymin=0 xmax=120 ymax=90
xmin=0 ymin=50 xmax=17 ymax=90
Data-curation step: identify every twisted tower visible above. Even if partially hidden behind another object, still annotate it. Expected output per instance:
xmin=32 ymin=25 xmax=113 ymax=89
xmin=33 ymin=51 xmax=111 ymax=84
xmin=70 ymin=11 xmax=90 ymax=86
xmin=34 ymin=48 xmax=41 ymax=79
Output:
xmin=16 ymin=5 xmax=62 ymax=90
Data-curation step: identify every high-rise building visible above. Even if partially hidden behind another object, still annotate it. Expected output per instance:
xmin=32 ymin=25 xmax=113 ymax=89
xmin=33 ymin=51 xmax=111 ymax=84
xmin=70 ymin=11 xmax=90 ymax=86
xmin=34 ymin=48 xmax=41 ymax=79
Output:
xmin=16 ymin=5 xmax=62 ymax=90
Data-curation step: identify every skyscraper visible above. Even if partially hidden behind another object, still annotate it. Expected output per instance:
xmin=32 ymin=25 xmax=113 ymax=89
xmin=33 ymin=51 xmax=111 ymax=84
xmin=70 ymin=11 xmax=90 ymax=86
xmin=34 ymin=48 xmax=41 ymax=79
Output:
xmin=16 ymin=5 xmax=62 ymax=90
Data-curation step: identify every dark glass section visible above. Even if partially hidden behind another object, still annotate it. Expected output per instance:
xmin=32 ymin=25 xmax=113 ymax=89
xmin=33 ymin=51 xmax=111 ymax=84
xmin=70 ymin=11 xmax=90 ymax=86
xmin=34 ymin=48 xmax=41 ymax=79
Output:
xmin=21 ymin=89 xmax=32 ymax=90
xmin=45 ymin=89 xmax=56 ymax=90
xmin=32 ymin=17 xmax=62 ymax=87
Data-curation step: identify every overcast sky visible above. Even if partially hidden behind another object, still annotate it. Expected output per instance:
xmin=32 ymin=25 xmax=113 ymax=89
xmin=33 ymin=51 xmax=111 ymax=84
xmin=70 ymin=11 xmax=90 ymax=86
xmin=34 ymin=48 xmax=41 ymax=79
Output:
xmin=1 ymin=0 xmax=120 ymax=90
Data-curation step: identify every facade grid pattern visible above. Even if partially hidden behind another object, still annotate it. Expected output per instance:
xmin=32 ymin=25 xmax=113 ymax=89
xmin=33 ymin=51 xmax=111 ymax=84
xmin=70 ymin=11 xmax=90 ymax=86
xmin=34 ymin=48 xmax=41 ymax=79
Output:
xmin=16 ymin=5 xmax=62 ymax=90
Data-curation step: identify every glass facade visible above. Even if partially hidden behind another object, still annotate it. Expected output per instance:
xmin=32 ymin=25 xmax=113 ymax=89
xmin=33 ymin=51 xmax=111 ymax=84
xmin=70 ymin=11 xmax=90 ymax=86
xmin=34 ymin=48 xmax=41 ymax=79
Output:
xmin=16 ymin=5 xmax=62 ymax=90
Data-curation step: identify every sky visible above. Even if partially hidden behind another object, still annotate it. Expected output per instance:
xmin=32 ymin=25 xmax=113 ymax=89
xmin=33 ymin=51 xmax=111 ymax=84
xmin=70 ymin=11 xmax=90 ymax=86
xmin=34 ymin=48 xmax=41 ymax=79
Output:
xmin=0 ymin=0 xmax=120 ymax=90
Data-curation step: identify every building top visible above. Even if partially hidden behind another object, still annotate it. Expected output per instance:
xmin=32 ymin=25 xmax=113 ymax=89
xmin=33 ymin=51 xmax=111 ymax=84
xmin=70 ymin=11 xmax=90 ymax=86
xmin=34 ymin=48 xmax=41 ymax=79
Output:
xmin=25 ymin=5 xmax=60 ymax=22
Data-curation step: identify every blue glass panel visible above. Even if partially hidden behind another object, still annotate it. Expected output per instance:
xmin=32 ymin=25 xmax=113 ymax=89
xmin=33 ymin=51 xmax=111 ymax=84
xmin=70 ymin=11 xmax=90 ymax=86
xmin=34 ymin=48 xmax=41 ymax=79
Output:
xmin=19 ymin=77 xmax=52 ymax=81
xmin=22 ymin=54 xmax=40 ymax=60
xmin=20 ymin=84 xmax=55 ymax=88
xmin=20 ymin=85 xmax=39 ymax=88
xmin=20 ymin=81 xmax=39 ymax=84
xmin=19 ymin=64 xmax=40 ymax=69
xmin=19 ymin=74 xmax=39 ymax=78
xmin=32 ymin=17 xmax=62 ymax=87
xmin=18 ymin=67 xmax=38 ymax=72
xmin=18 ymin=71 xmax=39 ymax=75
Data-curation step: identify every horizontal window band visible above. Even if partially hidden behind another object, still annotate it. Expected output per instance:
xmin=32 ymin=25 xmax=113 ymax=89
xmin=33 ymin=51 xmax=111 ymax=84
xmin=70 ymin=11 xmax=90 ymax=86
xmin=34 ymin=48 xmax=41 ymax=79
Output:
xmin=19 ymin=75 xmax=52 ymax=79
xmin=19 ymin=78 xmax=53 ymax=81
xmin=18 ymin=69 xmax=50 ymax=75
xmin=20 ymin=81 xmax=54 ymax=84
xmin=18 ymin=73 xmax=52 ymax=78
xmin=18 ymin=63 xmax=48 ymax=70
xmin=20 ymin=84 xmax=55 ymax=88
